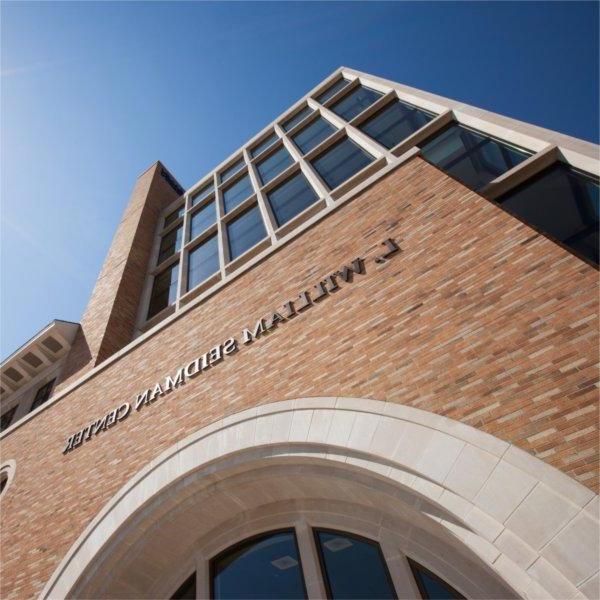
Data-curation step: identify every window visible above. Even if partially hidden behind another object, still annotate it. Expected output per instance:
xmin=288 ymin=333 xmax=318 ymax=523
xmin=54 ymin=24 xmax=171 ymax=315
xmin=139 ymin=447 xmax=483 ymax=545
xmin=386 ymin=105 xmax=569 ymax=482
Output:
xmin=256 ymin=146 xmax=294 ymax=185
xmin=330 ymin=85 xmax=383 ymax=121
xmin=227 ymin=205 xmax=267 ymax=261
xmin=316 ymin=78 xmax=351 ymax=104
xmin=223 ymin=174 xmax=254 ymax=214
xmin=147 ymin=262 xmax=178 ymax=319
xmin=164 ymin=206 xmax=184 ymax=228
xmin=187 ymin=234 xmax=219 ymax=290
xmin=171 ymin=573 xmax=196 ymax=599
xmin=30 ymin=379 xmax=56 ymax=412
xmin=190 ymin=201 xmax=216 ymax=240
xmin=311 ymin=137 xmax=374 ymax=190
xmin=360 ymin=99 xmax=434 ymax=149
xmin=292 ymin=116 xmax=336 ymax=154
xmin=419 ymin=123 xmax=530 ymax=192
xmin=0 ymin=406 xmax=17 ymax=432
xmin=267 ymin=172 xmax=318 ymax=227
xmin=192 ymin=182 xmax=215 ymax=207
xmin=251 ymin=133 xmax=278 ymax=158
xmin=314 ymin=530 xmax=396 ymax=600
xmin=497 ymin=163 xmax=599 ymax=265
xmin=407 ymin=559 xmax=465 ymax=599
xmin=157 ymin=226 xmax=183 ymax=265
xmin=220 ymin=158 xmax=245 ymax=184
xmin=283 ymin=106 xmax=314 ymax=132
xmin=211 ymin=530 xmax=306 ymax=599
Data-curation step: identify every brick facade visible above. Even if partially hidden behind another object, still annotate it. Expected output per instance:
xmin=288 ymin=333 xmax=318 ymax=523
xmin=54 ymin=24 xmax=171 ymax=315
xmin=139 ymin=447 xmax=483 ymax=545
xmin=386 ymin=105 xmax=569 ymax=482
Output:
xmin=1 ymin=156 xmax=598 ymax=599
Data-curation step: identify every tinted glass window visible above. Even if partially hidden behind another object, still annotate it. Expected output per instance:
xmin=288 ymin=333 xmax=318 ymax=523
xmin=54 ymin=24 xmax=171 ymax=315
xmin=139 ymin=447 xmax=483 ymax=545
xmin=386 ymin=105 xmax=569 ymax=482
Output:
xmin=360 ymin=100 xmax=434 ymax=149
xmin=164 ymin=206 xmax=184 ymax=228
xmin=1 ymin=406 xmax=17 ymax=432
xmin=30 ymin=379 xmax=56 ymax=412
xmin=315 ymin=530 xmax=395 ymax=599
xmin=220 ymin=158 xmax=245 ymax=183
xmin=292 ymin=116 xmax=336 ymax=154
xmin=408 ymin=559 xmax=464 ymax=599
xmin=192 ymin=182 xmax=214 ymax=207
xmin=317 ymin=78 xmax=351 ymax=104
xmin=498 ymin=163 xmax=599 ymax=265
xmin=331 ymin=85 xmax=382 ymax=121
xmin=190 ymin=201 xmax=216 ymax=240
xmin=147 ymin=262 xmax=178 ymax=319
xmin=268 ymin=172 xmax=318 ymax=227
xmin=420 ymin=124 xmax=530 ymax=191
xmin=251 ymin=133 xmax=278 ymax=158
xmin=257 ymin=146 xmax=293 ymax=185
xmin=311 ymin=137 xmax=374 ymax=190
xmin=212 ymin=530 xmax=306 ymax=599
xmin=283 ymin=106 xmax=314 ymax=132
xmin=227 ymin=205 xmax=267 ymax=260
xmin=157 ymin=226 xmax=183 ymax=265
xmin=223 ymin=174 xmax=253 ymax=214
xmin=171 ymin=573 xmax=195 ymax=599
xmin=188 ymin=234 xmax=219 ymax=290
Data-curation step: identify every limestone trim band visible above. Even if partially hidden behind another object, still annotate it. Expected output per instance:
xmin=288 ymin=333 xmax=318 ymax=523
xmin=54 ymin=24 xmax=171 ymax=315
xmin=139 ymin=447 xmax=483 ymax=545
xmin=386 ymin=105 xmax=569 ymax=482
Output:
xmin=41 ymin=398 xmax=599 ymax=600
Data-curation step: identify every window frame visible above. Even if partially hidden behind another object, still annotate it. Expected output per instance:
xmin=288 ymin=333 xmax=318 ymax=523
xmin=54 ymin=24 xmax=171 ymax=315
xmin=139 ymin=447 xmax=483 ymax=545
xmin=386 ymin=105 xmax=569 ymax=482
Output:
xmin=406 ymin=557 xmax=466 ymax=600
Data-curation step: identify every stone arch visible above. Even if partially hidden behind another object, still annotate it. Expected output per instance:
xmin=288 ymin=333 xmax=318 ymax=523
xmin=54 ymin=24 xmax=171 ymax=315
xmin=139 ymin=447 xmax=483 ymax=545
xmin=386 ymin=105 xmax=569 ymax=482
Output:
xmin=41 ymin=398 xmax=598 ymax=599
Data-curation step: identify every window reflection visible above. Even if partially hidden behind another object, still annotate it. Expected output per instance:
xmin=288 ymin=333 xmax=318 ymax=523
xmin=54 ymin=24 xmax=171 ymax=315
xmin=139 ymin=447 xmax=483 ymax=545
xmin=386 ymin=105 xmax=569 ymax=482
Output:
xmin=407 ymin=558 xmax=465 ymax=599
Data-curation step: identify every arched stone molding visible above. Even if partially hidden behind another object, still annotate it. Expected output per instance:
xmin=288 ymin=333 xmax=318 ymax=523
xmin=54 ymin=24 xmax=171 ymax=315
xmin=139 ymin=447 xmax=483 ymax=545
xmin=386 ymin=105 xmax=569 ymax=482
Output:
xmin=0 ymin=459 xmax=16 ymax=499
xmin=41 ymin=398 xmax=599 ymax=600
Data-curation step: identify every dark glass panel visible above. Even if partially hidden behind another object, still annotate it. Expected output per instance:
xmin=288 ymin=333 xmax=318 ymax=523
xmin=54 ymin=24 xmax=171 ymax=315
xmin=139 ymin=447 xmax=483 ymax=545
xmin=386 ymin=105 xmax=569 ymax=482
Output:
xmin=171 ymin=573 xmax=196 ymax=599
xmin=190 ymin=200 xmax=216 ymax=240
xmin=360 ymin=99 xmax=434 ymax=149
xmin=311 ymin=137 xmax=374 ymax=190
xmin=0 ymin=406 xmax=17 ymax=432
xmin=268 ymin=172 xmax=318 ymax=227
xmin=192 ymin=182 xmax=214 ymax=207
xmin=315 ymin=530 xmax=396 ymax=600
xmin=212 ymin=530 xmax=306 ymax=599
xmin=251 ymin=132 xmax=278 ymax=158
xmin=227 ymin=205 xmax=267 ymax=260
xmin=257 ymin=146 xmax=293 ymax=185
xmin=498 ymin=163 xmax=599 ymax=265
xmin=330 ymin=85 xmax=383 ymax=121
xmin=292 ymin=116 xmax=336 ymax=154
xmin=223 ymin=174 xmax=253 ymax=214
xmin=187 ymin=234 xmax=219 ymax=290
xmin=157 ymin=225 xmax=183 ymax=265
xmin=408 ymin=559 xmax=465 ymax=599
xmin=283 ymin=106 xmax=314 ymax=132
xmin=30 ymin=379 xmax=56 ymax=412
xmin=220 ymin=158 xmax=245 ymax=183
xmin=164 ymin=205 xmax=185 ymax=228
xmin=147 ymin=262 xmax=178 ymax=319
xmin=316 ymin=78 xmax=351 ymax=104
xmin=420 ymin=123 xmax=530 ymax=191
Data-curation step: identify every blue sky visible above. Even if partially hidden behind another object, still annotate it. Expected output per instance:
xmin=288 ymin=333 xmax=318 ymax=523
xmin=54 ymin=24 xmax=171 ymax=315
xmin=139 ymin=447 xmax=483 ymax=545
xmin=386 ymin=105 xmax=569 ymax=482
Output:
xmin=1 ymin=1 xmax=598 ymax=358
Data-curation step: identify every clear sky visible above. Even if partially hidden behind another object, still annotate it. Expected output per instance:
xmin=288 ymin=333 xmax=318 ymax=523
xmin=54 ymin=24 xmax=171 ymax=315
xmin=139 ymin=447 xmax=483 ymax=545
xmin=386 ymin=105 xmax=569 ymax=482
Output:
xmin=1 ymin=1 xmax=598 ymax=359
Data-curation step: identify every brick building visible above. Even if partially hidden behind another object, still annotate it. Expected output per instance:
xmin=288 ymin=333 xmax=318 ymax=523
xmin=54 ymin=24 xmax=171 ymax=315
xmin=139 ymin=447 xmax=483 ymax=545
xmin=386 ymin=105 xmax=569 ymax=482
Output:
xmin=0 ymin=68 xmax=598 ymax=599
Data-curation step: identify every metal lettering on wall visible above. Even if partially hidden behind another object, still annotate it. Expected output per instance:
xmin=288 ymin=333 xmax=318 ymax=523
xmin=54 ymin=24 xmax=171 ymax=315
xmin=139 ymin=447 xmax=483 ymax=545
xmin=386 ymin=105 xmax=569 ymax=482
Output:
xmin=62 ymin=239 xmax=401 ymax=453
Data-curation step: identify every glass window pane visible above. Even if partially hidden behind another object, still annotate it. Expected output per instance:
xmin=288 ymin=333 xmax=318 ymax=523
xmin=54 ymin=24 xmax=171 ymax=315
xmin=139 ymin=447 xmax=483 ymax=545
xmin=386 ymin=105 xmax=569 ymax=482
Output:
xmin=187 ymin=234 xmax=219 ymax=290
xmin=220 ymin=158 xmax=245 ymax=183
xmin=331 ymin=85 xmax=383 ymax=121
xmin=256 ymin=146 xmax=293 ymax=185
xmin=190 ymin=201 xmax=216 ymax=240
xmin=192 ymin=182 xmax=214 ymax=207
xmin=267 ymin=172 xmax=318 ymax=227
xmin=227 ymin=205 xmax=267 ymax=261
xmin=498 ymin=163 xmax=599 ymax=265
xmin=420 ymin=124 xmax=530 ymax=191
xmin=408 ymin=559 xmax=464 ymax=599
xmin=147 ymin=262 xmax=178 ymax=319
xmin=212 ymin=530 xmax=306 ymax=599
xmin=360 ymin=100 xmax=434 ymax=149
xmin=317 ymin=77 xmax=351 ymax=104
xmin=157 ymin=225 xmax=183 ymax=265
xmin=311 ymin=137 xmax=374 ymax=190
xmin=223 ymin=174 xmax=253 ymax=214
xmin=315 ymin=530 xmax=395 ymax=600
xmin=30 ymin=379 xmax=56 ymax=412
xmin=251 ymin=132 xmax=278 ymax=158
xmin=283 ymin=106 xmax=314 ymax=132
xmin=164 ymin=205 xmax=184 ymax=228
xmin=171 ymin=573 xmax=196 ymax=599
xmin=0 ymin=406 xmax=17 ymax=432
xmin=292 ymin=116 xmax=336 ymax=154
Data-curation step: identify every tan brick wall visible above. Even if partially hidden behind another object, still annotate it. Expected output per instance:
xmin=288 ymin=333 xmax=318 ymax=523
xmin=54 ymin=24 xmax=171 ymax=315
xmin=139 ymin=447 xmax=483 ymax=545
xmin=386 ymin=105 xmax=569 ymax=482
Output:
xmin=1 ymin=157 xmax=597 ymax=599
